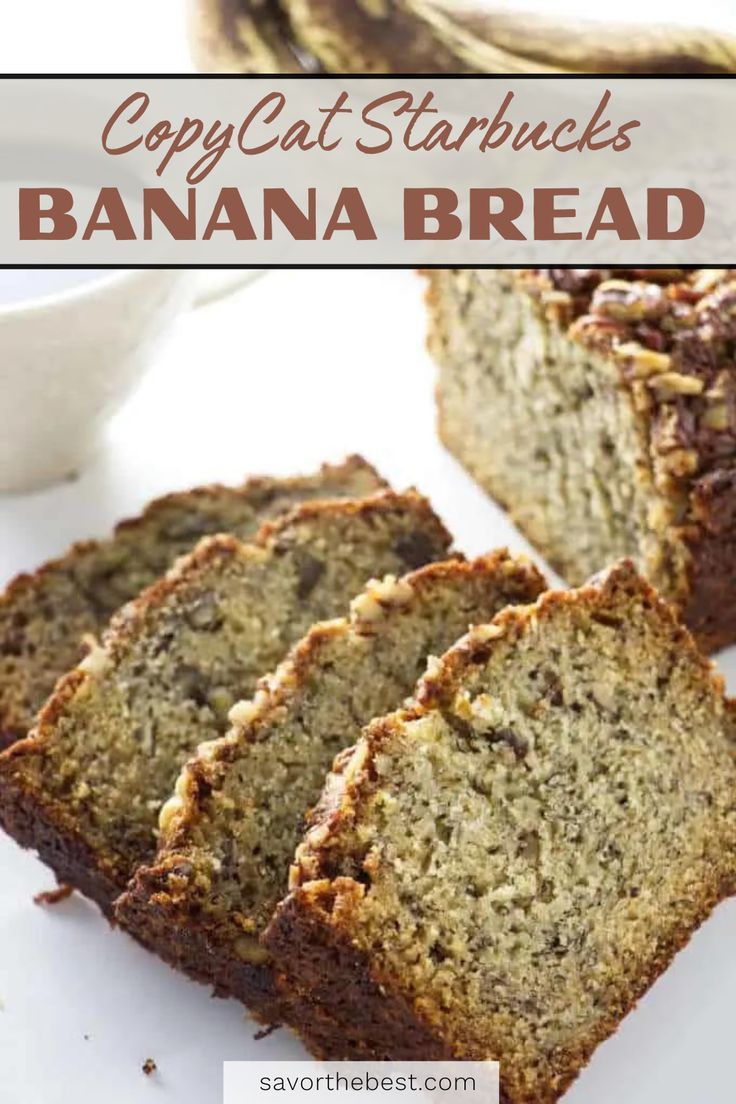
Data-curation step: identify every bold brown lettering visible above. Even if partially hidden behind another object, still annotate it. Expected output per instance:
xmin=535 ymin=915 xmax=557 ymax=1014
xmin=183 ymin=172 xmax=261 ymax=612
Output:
xmin=586 ymin=188 xmax=639 ymax=240
xmin=469 ymin=189 xmax=526 ymax=240
xmin=404 ymin=188 xmax=461 ymax=240
xmin=263 ymin=188 xmax=316 ymax=240
xmin=647 ymin=189 xmax=705 ymax=240
xmin=18 ymin=188 xmax=77 ymax=239
xmin=203 ymin=189 xmax=256 ymax=240
xmin=323 ymin=188 xmax=376 ymax=240
xmin=82 ymin=188 xmax=135 ymax=240
xmin=144 ymin=189 xmax=196 ymax=239
xmin=534 ymin=189 xmax=581 ymax=240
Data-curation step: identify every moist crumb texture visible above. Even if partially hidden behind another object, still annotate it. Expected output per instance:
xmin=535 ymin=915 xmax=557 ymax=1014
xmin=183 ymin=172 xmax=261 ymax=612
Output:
xmin=0 ymin=456 xmax=385 ymax=750
xmin=265 ymin=562 xmax=736 ymax=1104
xmin=427 ymin=268 xmax=736 ymax=650
xmin=116 ymin=552 xmax=546 ymax=1021
xmin=0 ymin=491 xmax=451 ymax=916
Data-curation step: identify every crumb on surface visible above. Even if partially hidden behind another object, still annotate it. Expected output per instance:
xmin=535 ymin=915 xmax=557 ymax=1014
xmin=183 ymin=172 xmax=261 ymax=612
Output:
xmin=33 ymin=884 xmax=74 ymax=907
xmin=253 ymin=1023 xmax=280 ymax=1041
xmin=142 ymin=1058 xmax=157 ymax=1077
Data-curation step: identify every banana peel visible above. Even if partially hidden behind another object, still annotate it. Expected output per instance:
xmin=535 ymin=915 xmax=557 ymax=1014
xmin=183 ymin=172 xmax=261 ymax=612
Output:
xmin=188 ymin=0 xmax=309 ymax=73
xmin=414 ymin=1 xmax=736 ymax=73
xmin=189 ymin=0 xmax=736 ymax=74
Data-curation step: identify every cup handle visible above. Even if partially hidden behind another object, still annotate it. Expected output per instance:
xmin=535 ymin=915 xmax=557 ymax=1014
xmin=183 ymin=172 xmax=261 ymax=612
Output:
xmin=191 ymin=270 xmax=264 ymax=308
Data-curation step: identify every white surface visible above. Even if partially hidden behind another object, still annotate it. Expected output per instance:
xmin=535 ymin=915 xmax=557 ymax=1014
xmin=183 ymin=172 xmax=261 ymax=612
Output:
xmin=0 ymin=269 xmax=734 ymax=1104
xmin=1 ymin=0 xmax=735 ymax=75
xmin=0 ymin=271 xmax=197 ymax=493
xmin=0 ymin=269 xmax=255 ymax=492
xmin=1 ymin=1 xmax=193 ymax=73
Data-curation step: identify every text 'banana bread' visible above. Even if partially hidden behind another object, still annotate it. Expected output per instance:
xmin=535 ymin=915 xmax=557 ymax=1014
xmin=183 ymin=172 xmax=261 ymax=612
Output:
xmin=265 ymin=562 xmax=736 ymax=1103
xmin=427 ymin=268 xmax=736 ymax=650
xmin=0 ymin=491 xmax=450 ymax=915
xmin=0 ymin=456 xmax=384 ymax=748
xmin=115 ymin=551 xmax=546 ymax=1022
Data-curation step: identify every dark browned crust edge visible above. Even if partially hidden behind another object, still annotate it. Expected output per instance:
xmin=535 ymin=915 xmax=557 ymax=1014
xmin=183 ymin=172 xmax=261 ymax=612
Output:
xmin=417 ymin=560 xmax=724 ymax=711
xmin=681 ymin=468 xmax=736 ymax=650
xmin=0 ymin=671 xmax=124 ymax=917
xmin=265 ymin=871 xmax=730 ymax=1104
xmin=426 ymin=270 xmax=736 ymax=652
xmin=114 ymin=551 xmax=546 ymax=1017
xmin=0 ymin=455 xmax=386 ymax=745
xmin=114 ymin=857 xmax=284 ymax=1021
xmin=0 ymin=489 xmax=450 ymax=916
xmin=253 ymin=486 xmax=446 ymax=544
xmin=264 ymin=561 xmax=735 ymax=1102
xmin=266 ymin=879 xmax=456 ymax=1060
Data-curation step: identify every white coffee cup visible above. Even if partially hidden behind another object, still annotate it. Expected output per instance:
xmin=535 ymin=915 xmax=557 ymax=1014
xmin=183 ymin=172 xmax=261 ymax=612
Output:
xmin=0 ymin=269 xmax=256 ymax=494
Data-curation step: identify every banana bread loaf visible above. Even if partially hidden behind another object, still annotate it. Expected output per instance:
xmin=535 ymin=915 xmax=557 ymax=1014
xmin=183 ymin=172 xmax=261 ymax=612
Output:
xmin=0 ymin=456 xmax=384 ymax=749
xmin=116 ymin=551 xmax=545 ymax=1022
xmin=265 ymin=562 xmax=736 ymax=1102
xmin=0 ymin=491 xmax=450 ymax=916
xmin=427 ymin=269 xmax=736 ymax=651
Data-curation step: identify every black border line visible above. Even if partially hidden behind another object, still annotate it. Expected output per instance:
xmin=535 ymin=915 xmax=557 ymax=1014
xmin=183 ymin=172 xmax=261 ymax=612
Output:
xmin=2 ymin=72 xmax=733 ymax=268
xmin=1 ymin=73 xmax=732 ymax=79
xmin=0 ymin=265 xmax=714 ymax=270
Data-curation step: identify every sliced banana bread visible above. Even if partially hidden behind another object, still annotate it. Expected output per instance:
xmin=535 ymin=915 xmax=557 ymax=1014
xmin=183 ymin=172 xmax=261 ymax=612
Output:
xmin=0 ymin=456 xmax=384 ymax=750
xmin=266 ymin=562 xmax=736 ymax=1103
xmin=0 ymin=491 xmax=450 ymax=916
xmin=427 ymin=268 xmax=736 ymax=650
xmin=116 ymin=551 xmax=545 ymax=1021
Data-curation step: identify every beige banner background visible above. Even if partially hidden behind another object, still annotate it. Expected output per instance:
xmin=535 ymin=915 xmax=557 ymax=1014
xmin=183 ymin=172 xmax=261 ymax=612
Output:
xmin=1 ymin=77 xmax=733 ymax=263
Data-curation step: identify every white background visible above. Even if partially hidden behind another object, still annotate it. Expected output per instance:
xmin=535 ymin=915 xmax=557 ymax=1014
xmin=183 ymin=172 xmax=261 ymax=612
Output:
xmin=2 ymin=6 xmax=736 ymax=1104
xmin=0 ymin=270 xmax=735 ymax=1104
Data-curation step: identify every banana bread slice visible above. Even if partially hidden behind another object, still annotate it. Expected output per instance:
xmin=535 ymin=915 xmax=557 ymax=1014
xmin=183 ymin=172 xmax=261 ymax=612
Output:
xmin=427 ymin=268 xmax=736 ymax=650
xmin=0 ymin=456 xmax=384 ymax=750
xmin=0 ymin=491 xmax=450 ymax=916
xmin=116 ymin=551 xmax=545 ymax=1021
xmin=265 ymin=562 xmax=736 ymax=1103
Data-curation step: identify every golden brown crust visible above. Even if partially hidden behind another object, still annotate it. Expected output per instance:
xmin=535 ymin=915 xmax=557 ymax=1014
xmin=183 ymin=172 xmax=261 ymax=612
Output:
xmin=0 ymin=667 xmax=125 ymax=916
xmin=267 ymin=870 xmax=729 ymax=1103
xmin=265 ymin=561 xmax=736 ymax=1101
xmin=267 ymin=878 xmax=458 ymax=1056
xmin=429 ymin=269 xmax=736 ymax=651
xmin=0 ymin=489 xmax=449 ymax=917
xmin=115 ymin=550 xmax=546 ymax=1018
xmin=522 ymin=272 xmax=736 ymax=651
xmin=416 ymin=560 xmax=724 ymax=710
xmin=0 ymin=456 xmax=385 ymax=747
xmin=115 ymin=856 xmax=288 ymax=1019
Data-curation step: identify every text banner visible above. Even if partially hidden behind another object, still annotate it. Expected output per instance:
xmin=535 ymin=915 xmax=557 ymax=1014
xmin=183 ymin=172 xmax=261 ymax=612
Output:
xmin=2 ymin=76 xmax=734 ymax=264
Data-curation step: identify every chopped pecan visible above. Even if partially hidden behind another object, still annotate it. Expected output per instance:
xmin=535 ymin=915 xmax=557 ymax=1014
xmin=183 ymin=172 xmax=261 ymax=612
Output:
xmin=613 ymin=341 xmax=671 ymax=377
xmin=590 ymin=279 xmax=666 ymax=322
